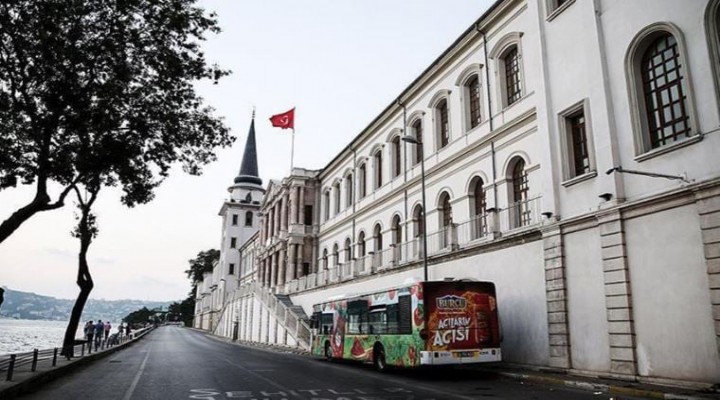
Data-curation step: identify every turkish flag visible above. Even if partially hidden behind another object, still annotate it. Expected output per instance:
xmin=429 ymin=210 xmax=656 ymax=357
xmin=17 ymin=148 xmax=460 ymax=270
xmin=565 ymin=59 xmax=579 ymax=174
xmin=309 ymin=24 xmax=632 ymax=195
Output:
xmin=269 ymin=108 xmax=295 ymax=130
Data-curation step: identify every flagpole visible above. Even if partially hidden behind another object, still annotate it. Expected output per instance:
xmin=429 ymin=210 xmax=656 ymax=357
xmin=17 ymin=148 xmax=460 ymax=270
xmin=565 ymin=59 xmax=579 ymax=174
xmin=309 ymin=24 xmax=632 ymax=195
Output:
xmin=290 ymin=127 xmax=295 ymax=174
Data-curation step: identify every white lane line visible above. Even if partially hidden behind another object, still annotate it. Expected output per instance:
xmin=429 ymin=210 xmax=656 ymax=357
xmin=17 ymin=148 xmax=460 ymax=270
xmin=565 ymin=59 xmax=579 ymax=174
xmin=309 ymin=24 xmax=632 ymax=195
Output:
xmin=122 ymin=344 xmax=152 ymax=400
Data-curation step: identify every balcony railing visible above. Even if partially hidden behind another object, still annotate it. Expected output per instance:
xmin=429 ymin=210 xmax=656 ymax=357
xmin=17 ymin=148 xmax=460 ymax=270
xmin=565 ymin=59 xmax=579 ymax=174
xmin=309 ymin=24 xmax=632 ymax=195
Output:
xmin=276 ymin=197 xmax=542 ymax=295
xmin=498 ymin=196 xmax=542 ymax=232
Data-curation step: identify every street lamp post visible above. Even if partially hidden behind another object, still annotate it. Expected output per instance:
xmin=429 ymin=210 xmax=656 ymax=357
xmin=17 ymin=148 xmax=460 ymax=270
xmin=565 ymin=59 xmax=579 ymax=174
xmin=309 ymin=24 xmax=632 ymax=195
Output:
xmin=401 ymin=135 xmax=428 ymax=282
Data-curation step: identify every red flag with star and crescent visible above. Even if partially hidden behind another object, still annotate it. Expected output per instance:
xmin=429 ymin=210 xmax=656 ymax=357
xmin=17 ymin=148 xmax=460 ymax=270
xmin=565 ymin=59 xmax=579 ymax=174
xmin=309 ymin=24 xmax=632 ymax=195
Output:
xmin=269 ymin=108 xmax=295 ymax=130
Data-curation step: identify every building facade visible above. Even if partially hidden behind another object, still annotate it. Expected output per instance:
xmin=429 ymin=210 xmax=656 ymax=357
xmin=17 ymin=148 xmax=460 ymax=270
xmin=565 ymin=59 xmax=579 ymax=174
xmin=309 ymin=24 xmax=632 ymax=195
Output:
xmin=197 ymin=0 xmax=720 ymax=386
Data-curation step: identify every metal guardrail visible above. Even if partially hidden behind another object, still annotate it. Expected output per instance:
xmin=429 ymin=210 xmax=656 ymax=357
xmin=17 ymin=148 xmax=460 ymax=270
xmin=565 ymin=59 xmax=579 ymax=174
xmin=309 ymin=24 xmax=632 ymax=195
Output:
xmin=0 ymin=326 xmax=154 ymax=381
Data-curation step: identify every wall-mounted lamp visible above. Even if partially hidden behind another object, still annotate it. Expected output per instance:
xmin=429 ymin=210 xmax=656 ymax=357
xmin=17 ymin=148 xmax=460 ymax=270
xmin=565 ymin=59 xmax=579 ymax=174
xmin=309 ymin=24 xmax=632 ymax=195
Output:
xmin=606 ymin=165 xmax=690 ymax=183
xmin=599 ymin=193 xmax=613 ymax=201
xmin=541 ymin=211 xmax=553 ymax=219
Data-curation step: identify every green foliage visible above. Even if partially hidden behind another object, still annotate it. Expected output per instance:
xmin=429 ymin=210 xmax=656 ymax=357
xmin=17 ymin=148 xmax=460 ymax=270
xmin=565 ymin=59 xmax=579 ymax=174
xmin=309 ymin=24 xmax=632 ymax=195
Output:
xmin=123 ymin=306 xmax=156 ymax=325
xmin=168 ymin=292 xmax=195 ymax=326
xmin=185 ymin=249 xmax=220 ymax=284
xmin=0 ymin=0 xmax=234 ymax=244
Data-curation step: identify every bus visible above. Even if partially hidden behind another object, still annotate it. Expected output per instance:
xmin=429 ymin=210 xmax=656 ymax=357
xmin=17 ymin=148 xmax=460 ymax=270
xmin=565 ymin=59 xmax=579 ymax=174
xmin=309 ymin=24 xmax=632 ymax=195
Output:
xmin=310 ymin=279 xmax=501 ymax=370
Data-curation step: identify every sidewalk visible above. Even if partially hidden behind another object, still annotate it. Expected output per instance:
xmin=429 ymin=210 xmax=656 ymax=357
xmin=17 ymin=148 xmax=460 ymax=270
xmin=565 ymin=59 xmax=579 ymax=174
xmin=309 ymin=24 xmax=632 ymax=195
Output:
xmin=0 ymin=328 xmax=152 ymax=399
xmin=476 ymin=364 xmax=720 ymax=400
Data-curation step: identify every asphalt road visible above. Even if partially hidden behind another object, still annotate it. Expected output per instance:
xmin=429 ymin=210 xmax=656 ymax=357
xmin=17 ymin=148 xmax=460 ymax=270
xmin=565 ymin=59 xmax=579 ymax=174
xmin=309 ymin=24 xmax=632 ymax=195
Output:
xmin=18 ymin=326 xmax=641 ymax=400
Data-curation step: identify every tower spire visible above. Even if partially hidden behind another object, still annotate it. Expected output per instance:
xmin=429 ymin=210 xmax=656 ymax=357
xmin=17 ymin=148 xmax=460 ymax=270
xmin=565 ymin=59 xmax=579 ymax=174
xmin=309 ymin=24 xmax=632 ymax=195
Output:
xmin=233 ymin=113 xmax=263 ymax=187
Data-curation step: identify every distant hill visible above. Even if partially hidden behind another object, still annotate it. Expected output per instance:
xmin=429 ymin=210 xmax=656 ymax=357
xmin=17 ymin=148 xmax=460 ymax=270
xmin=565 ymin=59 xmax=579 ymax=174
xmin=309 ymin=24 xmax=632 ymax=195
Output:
xmin=0 ymin=287 xmax=172 ymax=322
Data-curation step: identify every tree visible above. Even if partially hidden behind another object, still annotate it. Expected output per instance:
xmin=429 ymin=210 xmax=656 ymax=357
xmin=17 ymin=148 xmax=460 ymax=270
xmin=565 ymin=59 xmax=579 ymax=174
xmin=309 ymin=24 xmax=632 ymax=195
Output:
xmin=168 ymin=292 xmax=196 ymax=326
xmin=61 ymin=182 xmax=99 ymax=358
xmin=185 ymin=249 xmax=220 ymax=285
xmin=0 ymin=0 xmax=233 ymax=247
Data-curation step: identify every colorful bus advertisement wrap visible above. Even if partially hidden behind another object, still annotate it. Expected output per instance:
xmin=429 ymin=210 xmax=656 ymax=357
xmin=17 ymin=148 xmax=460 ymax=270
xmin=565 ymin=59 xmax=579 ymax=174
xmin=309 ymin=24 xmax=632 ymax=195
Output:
xmin=311 ymin=280 xmax=501 ymax=369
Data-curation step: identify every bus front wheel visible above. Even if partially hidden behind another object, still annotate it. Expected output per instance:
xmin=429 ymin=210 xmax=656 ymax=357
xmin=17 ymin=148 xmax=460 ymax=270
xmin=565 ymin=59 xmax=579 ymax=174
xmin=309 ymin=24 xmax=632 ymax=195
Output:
xmin=324 ymin=341 xmax=332 ymax=361
xmin=373 ymin=344 xmax=386 ymax=372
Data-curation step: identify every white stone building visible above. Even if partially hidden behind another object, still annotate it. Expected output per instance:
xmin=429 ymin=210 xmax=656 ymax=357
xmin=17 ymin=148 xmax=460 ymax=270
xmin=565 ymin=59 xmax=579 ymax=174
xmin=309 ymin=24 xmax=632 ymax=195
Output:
xmin=196 ymin=0 xmax=720 ymax=386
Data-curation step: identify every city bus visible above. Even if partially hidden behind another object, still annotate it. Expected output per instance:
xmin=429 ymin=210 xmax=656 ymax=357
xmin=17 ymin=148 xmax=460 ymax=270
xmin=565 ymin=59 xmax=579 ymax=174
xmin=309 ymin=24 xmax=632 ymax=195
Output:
xmin=310 ymin=279 xmax=501 ymax=370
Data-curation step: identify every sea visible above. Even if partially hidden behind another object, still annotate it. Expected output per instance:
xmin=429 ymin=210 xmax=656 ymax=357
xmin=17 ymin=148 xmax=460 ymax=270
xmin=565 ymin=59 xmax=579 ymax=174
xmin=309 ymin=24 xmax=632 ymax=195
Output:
xmin=0 ymin=318 xmax=121 ymax=355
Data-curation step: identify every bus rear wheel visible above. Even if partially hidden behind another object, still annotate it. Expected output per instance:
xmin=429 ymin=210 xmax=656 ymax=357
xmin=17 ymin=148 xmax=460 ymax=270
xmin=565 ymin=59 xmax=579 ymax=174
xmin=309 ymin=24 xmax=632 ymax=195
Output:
xmin=324 ymin=341 xmax=332 ymax=361
xmin=373 ymin=344 xmax=386 ymax=372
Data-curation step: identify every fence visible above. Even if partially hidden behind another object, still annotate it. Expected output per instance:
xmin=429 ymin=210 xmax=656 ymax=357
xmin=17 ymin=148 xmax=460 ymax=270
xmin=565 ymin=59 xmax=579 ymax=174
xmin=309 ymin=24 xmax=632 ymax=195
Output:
xmin=0 ymin=326 xmax=153 ymax=381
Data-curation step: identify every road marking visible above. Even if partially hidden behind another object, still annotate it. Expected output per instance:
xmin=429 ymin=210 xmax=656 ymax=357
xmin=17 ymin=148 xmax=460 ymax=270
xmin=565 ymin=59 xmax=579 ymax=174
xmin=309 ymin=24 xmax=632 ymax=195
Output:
xmin=221 ymin=357 xmax=305 ymax=399
xmin=122 ymin=345 xmax=152 ymax=400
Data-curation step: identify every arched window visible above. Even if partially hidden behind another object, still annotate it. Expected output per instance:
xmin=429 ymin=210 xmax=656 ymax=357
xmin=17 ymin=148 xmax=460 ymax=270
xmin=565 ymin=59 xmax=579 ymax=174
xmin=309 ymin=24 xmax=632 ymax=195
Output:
xmin=391 ymin=136 xmax=402 ymax=178
xmin=641 ymin=34 xmax=690 ymax=148
xmin=245 ymin=211 xmax=253 ymax=227
xmin=391 ymin=215 xmax=402 ymax=245
xmin=322 ymin=249 xmax=328 ymax=270
xmin=504 ymin=47 xmax=522 ymax=106
xmin=469 ymin=177 xmax=486 ymax=239
xmin=412 ymin=205 xmax=424 ymax=238
xmin=373 ymin=150 xmax=383 ymax=189
xmin=332 ymin=243 xmax=339 ymax=266
xmin=510 ymin=158 xmax=530 ymax=228
xmin=412 ymin=120 xmax=424 ymax=165
xmin=245 ymin=192 xmax=252 ymax=202
xmin=345 ymin=174 xmax=353 ymax=208
xmin=358 ymin=231 xmax=366 ymax=257
xmin=436 ymin=99 xmax=450 ymax=149
xmin=439 ymin=192 xmax=452 ymax=228
xmin=626 ymin=24 xmax=697 ymax=155
xmin=374 ymin=224 xmax=383 ymax=251
xmin=344 ymin=238 xmax=352 ymax=262
xmin=358 ymin=163 xmax=367 ymax=198
xmin=466 ymin=75 xmax=482 ymax=129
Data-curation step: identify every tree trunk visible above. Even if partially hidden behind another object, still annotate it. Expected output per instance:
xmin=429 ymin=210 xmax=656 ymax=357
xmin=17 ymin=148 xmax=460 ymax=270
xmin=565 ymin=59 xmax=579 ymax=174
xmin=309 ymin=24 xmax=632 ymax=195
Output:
xmin=60 ymin=187 xmax=96 ymax=358
xmin=60 ymin=253 xmax=93 ymax=358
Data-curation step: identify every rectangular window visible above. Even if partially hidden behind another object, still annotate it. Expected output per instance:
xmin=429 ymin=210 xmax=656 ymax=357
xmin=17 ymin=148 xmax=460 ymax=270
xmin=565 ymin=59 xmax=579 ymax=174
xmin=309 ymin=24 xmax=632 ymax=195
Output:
xmin=333 ymin=184 xmax=340 ymax=214
xmin=568 ymin=111 xmax=590 ymax=177
xmin=323 ymin=192 xmax=330 ymax=221
xmin=468 ymin=76 xmax=481 ymax=129
xmin=505 ymin=47 xmax=522 ymax=106
xmin=438 ymin=101 xmax=449 ymax=148
xmin=244 ymin=212 xmax=253 ymax=227
xmin=228 ymin=263 xmax=235 ymax=275
xmin=230 ymin=237 xmax=237 ymax=248
xmin=231 ymin=214 xmax=238 ymax=225
xmin=304 ymin=205 xmax=313 ymax=225
xmin=560 ymin=101 xmax=595 ymax=183
xmin=358 ymin=165 xmax=366 ymax=197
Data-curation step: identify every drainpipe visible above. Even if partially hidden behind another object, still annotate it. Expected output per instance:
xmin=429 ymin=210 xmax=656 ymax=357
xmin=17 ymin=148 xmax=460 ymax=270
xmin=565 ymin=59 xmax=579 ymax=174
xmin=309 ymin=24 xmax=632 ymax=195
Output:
xmin=478 ymin=25 xmax=498 ymax=209
xmin=397 ymin=98 xmax=409 ymax=242
xmin=351 ymin=147 xmax=357 ymax=259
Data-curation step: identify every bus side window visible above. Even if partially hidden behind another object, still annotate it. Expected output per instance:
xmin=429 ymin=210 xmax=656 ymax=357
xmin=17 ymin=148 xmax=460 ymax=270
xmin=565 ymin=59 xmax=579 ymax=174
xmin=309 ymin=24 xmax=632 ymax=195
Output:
xmin=311 ymin=312 xmax=321 ymax=330
xmin=321 ymin=313 xmax=333 ymax=335
xmin=398 ymin=295 xmax=412 ymax=334
xmin=386 ymin=304 xmax=399 ymax=334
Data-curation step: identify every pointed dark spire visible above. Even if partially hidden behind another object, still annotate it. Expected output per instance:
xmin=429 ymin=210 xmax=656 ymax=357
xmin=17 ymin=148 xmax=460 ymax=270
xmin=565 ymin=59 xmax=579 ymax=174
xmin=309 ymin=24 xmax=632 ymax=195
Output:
xmin=234 ymin=112 xmax=263 ymax=186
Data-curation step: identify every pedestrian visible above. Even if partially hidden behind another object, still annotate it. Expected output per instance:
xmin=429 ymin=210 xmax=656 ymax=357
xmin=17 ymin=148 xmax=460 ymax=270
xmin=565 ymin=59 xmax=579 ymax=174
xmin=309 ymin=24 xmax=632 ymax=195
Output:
xmin=94 ymin=320 xmax=104 ymax=349
xmin=85 ymin=321 xmax=94 ymax=350
xmin=125 ymin=323 xmax=131 ymax=338
xmin=104 ymin=321 xmax=111 ymax=341
xmin=117 ymin=324 xmax=123 ymax=340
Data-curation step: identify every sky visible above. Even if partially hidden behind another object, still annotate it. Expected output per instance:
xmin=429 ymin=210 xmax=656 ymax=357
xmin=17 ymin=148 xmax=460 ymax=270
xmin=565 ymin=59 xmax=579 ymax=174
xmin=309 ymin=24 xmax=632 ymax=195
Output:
xmin=0 ymin=1 xmax=494 ymax=302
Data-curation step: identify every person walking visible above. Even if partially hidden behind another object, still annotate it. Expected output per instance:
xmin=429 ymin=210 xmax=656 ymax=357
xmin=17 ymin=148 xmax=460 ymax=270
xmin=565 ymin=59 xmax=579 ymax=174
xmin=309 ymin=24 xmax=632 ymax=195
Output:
xmin=84 ymin=321 xmax=94 ymax=349
xmin=94 ymin=320 xmax=104 ymax=350
xmin=104 ymin=321 xmax=111 ymax=341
